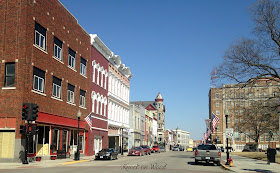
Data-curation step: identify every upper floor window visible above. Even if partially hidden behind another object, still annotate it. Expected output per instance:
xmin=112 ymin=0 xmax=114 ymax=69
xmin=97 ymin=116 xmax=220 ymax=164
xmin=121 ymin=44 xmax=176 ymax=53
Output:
xmin=216 ymin=93 xmax=220 ymax=99
xmin=158 ymin=124 xmax=161 ymax=128
xmin=33 ymin=67 xmax=45 ymax=93
xmin=67 ymin=83 xmax=75 ymax=104
xmin=216 ymin=110 xmax=220 ymax=115
xmin=264 ymin=92 xmax=268 ymax=98
xmin=226 ymin=94 xmax=230 ymax=99
xmin=249 ymin=93 xmax=253 ymax=99
xmin=216 ymin=102 xmax=220 ymax=107
xmin=80 ymin=57 xmax=86 ymax=76
xmin=52 ymin=76 xmax=62 ymax=99
xmin=5 ymin=63 xmax=15 ymax=87
xmin=259 ymin=93 xmax=263 ymax=99
xmin=35 ymin=22 xmax=46 ymax=50
xmin=54 ymin=37 xmax=63 ymax=61
xmin=227 ymin=101 xmax=231 ymax=107
xmin=79 ymin=89 xmax=86 ymax=108
xmin=158 ymin=113 xmax=161 ymax=120
xmin=68 ymin=48 xmax=76 ymax=69
xmin=235 ymin=93 xmax=239 ymax=98
xmin=240 ymin=93 xmax=244 ymax=98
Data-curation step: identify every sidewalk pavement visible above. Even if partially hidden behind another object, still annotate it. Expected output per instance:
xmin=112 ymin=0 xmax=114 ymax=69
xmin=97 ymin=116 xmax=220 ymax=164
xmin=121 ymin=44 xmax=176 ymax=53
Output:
xmin=220 ymin=153 xmax=280 ymax=173
xmin=0 ymin=152 xmax=128 ymax=170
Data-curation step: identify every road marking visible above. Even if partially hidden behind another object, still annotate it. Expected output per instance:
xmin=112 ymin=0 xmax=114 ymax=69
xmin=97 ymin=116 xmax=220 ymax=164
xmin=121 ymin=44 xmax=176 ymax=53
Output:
xmin=61 ymin=160 xmax=89 ymax=165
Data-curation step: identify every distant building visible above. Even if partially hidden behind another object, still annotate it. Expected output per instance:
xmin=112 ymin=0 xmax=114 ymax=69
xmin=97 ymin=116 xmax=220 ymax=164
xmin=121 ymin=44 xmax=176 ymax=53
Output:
xmin=173 ymin=128 xmax=190 ymax=150
xmin=209 ymin=79 xmax=280 ymax=151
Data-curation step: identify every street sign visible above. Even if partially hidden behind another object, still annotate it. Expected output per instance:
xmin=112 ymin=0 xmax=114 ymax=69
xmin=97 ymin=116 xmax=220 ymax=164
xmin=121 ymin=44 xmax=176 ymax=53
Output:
xmin=226 ymin=128 xmax=234 ymax=138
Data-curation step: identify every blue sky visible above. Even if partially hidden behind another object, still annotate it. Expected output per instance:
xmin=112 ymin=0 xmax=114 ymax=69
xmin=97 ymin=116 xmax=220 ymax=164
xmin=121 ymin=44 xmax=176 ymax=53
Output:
xmin=60 ymin=0 xmax=255 ymax=140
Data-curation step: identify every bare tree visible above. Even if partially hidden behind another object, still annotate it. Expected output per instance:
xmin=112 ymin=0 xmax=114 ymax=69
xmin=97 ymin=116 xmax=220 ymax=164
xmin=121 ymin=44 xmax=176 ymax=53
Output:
xmin=234 ymin=98 xmax=279 ymax=146
xmin=212 ymin=0 xmax=280 ymax=85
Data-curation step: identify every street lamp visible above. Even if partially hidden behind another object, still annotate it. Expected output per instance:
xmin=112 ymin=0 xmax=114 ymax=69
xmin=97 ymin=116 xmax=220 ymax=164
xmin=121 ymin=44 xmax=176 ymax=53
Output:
xmin=225 ymin=109 xmax=230 ymax=165
xmin=75 ymin=109 xmax=81 ymax=161
xmin=215 ymin=127 xmax=218 ymax=144
xmin=121 ymin=124 xmax=124 ymax=155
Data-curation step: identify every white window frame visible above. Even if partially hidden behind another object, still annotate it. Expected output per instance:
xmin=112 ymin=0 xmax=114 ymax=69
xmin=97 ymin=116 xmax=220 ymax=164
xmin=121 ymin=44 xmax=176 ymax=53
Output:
xmin=52 ymin=83 xmax=61 ymax=99
xmin=80 ymin=62 xmax=86 ymax=76
xmin=54 ymin=43 xmax=62 ymax=61
xmin=33 ymin=75 xmax=44 ymax=93
xmin=79 ymin=95 xmax=86 ymax=108
xmin=67 ymin=90 xmax=75 ymax=104
xmin=35 ymin=30 xmax=46 ymax=50
xmin=68 ymin=54 xmax=75 ymax=69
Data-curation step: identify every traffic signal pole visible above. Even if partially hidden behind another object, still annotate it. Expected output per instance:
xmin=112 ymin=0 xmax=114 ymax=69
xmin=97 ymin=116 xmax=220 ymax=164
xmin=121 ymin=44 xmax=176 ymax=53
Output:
xmin=23 ymin=121 xmax=29 ymax=164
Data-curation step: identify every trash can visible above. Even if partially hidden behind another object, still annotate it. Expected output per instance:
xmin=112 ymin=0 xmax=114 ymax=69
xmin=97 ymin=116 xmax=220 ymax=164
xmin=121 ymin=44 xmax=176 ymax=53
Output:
xmin=74 ymin=152 xmax=80 ymax=160
xmin=267 ymin=148 xmax=276 ymax=163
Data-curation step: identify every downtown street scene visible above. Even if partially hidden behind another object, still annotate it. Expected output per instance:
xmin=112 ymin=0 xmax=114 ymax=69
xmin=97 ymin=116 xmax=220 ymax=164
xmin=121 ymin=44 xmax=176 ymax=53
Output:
xmin=0 ymin=0 xmax=280 ymax=172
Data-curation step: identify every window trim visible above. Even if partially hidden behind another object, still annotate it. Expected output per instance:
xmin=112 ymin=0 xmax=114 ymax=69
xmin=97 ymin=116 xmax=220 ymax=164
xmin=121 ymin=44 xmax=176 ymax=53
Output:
xmin=4 ymin=63 xmax=15 ymax=87
xmin=67 ymin=89 xmax=75 ymax=104
xmin=33 ymin=75 xmax=45 ymax=93
xmin=54 ymin=43 xmax=62 ymax=61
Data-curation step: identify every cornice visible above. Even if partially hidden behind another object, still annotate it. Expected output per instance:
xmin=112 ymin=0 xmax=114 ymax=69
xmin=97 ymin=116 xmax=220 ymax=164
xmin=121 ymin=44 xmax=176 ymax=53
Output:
xmin=90 ymin=34 xmax=113 ymax=61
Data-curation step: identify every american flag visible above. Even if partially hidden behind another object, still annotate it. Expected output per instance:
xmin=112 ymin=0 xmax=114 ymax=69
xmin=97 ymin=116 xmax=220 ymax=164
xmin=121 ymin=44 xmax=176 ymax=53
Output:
xmin=212 ymin=112 xmax=220 ymax=131
xmin=85 ymin=113 xmax=92 ymax=132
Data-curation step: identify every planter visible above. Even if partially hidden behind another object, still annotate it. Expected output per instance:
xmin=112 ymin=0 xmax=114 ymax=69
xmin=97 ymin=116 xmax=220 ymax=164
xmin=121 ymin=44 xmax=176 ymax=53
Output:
xmin=36 ymin=157 xmax=41 ymax=162
xmin=51 ymin=156 xmax=56 ymax=160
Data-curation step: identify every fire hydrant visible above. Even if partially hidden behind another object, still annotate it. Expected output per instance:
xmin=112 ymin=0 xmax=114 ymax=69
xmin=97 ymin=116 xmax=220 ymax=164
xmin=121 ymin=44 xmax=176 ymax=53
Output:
xmin=228 ymin=157 xmax=233 ymax=167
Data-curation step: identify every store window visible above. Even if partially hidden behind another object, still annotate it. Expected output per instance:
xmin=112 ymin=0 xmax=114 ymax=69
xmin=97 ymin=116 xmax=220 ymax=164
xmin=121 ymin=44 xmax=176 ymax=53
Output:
xmin=52 ymin=129 xmax=59 ymax=153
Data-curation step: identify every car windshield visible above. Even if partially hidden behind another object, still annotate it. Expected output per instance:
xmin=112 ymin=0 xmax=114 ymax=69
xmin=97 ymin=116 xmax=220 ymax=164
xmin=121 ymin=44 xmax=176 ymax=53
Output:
xmin=153 ymin=146 xmax=159 ymax=148
xmin=141 ymin=146 xmax=147 ymax=148
xmin=100 ymin=149 xmax=112 ymax=152
xmin=197 ymin=145 xmax=216 ymax=150
xmin=133 ymin=147 xmax=142 ymax=150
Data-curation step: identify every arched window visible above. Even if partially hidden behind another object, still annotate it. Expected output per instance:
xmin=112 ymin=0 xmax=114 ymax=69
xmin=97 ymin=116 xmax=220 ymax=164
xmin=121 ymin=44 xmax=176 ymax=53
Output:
xmin=104 ymin=97 xmax=107 ymax=117
xmin=92 ymin=61 xmax=96 ymax=83
xmin=96 ymin=64 xmax=100 ymax=85
xmin=96 ymin=93 xmax=100 ymax=114
xmin=100 ymin=95 xmax=104 ymax=115
xmin=91 ymin=91 xmax=96 ymax=113
xmin=104 ymin=71 xmax=108 ymax=90
xmin=100 ymin=67 xmax=104 ymax=88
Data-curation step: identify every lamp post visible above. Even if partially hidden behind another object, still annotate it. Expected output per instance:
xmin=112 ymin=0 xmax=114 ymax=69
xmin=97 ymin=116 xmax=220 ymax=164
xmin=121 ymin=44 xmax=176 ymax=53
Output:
xmin=121 ymin=124 xmax=124 ymax=155
xmin=215 ymin=127 xmax=218 ymax=144
xmin=75 ymin=110 xmax=81 ymax=161
xmin=225 ymin=109 xmax=230 ymax=165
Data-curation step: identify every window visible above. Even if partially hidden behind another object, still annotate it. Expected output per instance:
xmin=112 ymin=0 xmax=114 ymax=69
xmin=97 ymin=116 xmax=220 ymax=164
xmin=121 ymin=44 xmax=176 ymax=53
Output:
xmin=216 ymin=125 xmax=220 ymax=131
xmin=260 ymin=135 xmax=264 ymax=142
xmin=33 ymin=67 xmax=45 ymax=93
xmin=235 ymin=118 xmax=239 ymax=123
xmin=79 ymin=89 xmax=86 ymax=108
xmin=235 ymin=110 xmax=239 ymax=115
xmin=240 ymin=101 xmax=244 ymax=107
xmin=67 ymin=84 xmax=75 ymax=104
xmin=226 ymin=94 xmax=230 ymax=99
xmin=227 ymin=101 xmax=231 ymax=107
xmin=240 ymin=93 xmax=244 ymax=98
xmin=52 ymin=76 xmax=62 ymax=99
xmin=264 ymin=92 xmax=268 ymax=98
xmin=68 ymin=48 xmax=76 ymax=69
xmin=216 ymin=110 xmax=220 ymax=115
xmin=53 ymin=37 xmax=63 ymax=61
xmin=249 ymin=93 xmax=253 ymax=99
xmin=217 ymin=136 xmax=220 ymax=141
xmin=158 ymin=113 xmax=161 ymax=120
xmin=80 ymin=57 xmax=86 ymax=76
xmin=240 ymin=110 xmax=244 ymax=115
xmin=235 ymin=93 xmax=239 ymax=98
xmin=241 ymin=135 xmax=245 ymax=142
xmin=228 ymin=117 xmax=230 ymax=122
xmin=35 ymin=22 xmax=46 ymax=50
xmin=235 ymin=102 xmax=239 ymax=106
xmin=5 ymin=63 xmax=15 ymax=87
xmin=216 ymin=93 xmax=220 ymax=99
xmin=216 ymin=102 xmax=220 ymax=107
xmin=158 ymin=124 xmax=161 ymax=128
xmin=249 ymin=101 xmax=254 ymax=106
xmin=259 ymin=93 xmax=263 ymax=99
xmin=273 ymin=91 xmax=277 ymax=97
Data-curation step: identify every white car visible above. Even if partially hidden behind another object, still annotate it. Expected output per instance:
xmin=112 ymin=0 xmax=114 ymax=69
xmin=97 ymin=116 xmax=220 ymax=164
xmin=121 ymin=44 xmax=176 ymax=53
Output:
xmin=173 ymin=147 xmax=180 ymax=151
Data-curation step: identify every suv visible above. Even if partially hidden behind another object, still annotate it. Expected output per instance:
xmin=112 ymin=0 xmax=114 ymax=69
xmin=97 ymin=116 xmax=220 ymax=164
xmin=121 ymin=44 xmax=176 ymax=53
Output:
xmin=140 ymin=145 xmax=151 ymax=155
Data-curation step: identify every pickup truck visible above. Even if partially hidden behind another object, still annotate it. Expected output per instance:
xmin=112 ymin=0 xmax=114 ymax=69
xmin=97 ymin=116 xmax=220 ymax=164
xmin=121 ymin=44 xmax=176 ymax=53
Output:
xmin=194 ymin=144 xmax=221 ymax=165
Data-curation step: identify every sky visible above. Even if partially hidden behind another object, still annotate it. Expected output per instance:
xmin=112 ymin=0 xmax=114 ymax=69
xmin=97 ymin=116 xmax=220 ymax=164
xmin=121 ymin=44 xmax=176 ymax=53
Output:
xmin=59 ymin=0 xmax=256 ymax=140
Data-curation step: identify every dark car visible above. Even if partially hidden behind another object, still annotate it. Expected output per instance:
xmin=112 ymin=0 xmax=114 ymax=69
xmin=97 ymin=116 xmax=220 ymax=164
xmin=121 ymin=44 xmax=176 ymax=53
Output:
xmin=152 ymin=146 xmax=160 ymax=153
xmin=173 ymin=146 xmax=180 ymax=151
xmin=159 ymin=146 xmax=166 ymax=152
xmin=95 ymin=148 xmax=118 ymax=160
xmin=140 ymin=145 xmax=151 ymax=155
xmin=128 ymin=147 xmax=145 ymax=156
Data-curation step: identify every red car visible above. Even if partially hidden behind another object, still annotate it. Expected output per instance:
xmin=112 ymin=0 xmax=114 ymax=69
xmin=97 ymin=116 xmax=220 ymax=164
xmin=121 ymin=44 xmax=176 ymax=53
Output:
xmin=128 ymin=147 xmax=145 ymax=156
xmin=152 ymin=146 xmax=160 ymax=153
xmin=140 ymin=145 xmax=151 ymax=155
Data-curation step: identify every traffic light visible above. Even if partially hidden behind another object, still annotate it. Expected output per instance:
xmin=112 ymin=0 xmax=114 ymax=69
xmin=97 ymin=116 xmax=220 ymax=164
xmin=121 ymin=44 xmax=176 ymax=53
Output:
xmin=22 ymin=103 xmax=30 ymax=120
xmin=31 ymin=126 xmax=39 ymax=135
xmin=31 ymin=103 xmax=39 ymax=121
xmin=20 ymin=125 xmax=26 ymax=135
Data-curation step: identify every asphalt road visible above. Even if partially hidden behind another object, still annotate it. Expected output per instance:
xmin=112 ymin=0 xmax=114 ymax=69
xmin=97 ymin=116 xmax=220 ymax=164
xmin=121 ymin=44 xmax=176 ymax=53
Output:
xmin=1 ymin=151 xmax=228 ymax=173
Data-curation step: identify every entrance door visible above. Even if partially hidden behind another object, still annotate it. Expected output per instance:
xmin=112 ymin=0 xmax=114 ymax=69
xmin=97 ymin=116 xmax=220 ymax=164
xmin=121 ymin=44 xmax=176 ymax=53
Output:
xmin=94 ymin=136 xmax=102 ymax=153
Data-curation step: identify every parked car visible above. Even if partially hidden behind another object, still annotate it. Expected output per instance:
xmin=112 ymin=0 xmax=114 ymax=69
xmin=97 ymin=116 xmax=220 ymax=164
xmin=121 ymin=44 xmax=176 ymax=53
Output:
xmin=187 ymin=147 xmax=193 ymax=152
xmin=128 ymin=147 xmax=145 ymax=156
xmin=140 ymin=145 xmax=151 ymax=155
xmin=95 ymin=148 xmax=118 ymax=160
xmin=152 ymin=146 xmax=160 ymax=153
xmin=159 ymin=146 xmax=166 ymax=152
xmin=179 ymin=147 xmax=184 ymax=151
xmin=194 ymin=144 xmax=221 ymax=165
xmin=192 ymin=147 xmax=197 ymax=151
xmin=173 ymin=147 xmax=180 ymax=151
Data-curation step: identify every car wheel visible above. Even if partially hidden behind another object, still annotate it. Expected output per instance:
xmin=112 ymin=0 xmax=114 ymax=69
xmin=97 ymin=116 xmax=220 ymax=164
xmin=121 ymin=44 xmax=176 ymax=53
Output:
xmin=215 ymin=161 xmax=220 ymax=166
xmin=195 ymin=159 xmax=198 ymax=164
xmin=149 ymin=152 xmax=151 ymax=155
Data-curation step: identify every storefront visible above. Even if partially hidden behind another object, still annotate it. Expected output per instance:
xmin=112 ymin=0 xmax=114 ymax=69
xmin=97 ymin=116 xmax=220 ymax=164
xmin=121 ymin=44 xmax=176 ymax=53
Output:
xmin=28 ymin=112 xmax=86 ymax=160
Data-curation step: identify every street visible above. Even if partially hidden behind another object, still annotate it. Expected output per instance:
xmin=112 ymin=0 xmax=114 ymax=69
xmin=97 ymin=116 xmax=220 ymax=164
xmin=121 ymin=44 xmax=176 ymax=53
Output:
xmin=0 ymin=151 xmax=227 ymax=173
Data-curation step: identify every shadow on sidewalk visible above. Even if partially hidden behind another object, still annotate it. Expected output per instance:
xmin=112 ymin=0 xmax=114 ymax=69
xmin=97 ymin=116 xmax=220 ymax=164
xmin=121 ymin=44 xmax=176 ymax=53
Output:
xmin=187 ymin=161 xmax=216 ymax=167
xmin=243 ymin=168 xmax=272 ymax=173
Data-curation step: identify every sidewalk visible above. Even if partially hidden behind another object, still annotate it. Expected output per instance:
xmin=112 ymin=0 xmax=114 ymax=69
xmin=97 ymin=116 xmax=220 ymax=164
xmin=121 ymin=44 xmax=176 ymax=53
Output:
xmin=0 ymin=152 xmax=128 ymax=170
xmin=220 ymin=153 xmax=280 ymax=173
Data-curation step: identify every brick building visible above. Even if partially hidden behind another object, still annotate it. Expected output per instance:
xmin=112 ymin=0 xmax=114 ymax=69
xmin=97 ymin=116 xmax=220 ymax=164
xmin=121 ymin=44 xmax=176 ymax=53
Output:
xmin=0 ymin=0 xmax=91 ymax=162
xmin=89 ymin=34 xmax=109 ymax=155
xmin=209 ymin=79 xmax=280 ymax=151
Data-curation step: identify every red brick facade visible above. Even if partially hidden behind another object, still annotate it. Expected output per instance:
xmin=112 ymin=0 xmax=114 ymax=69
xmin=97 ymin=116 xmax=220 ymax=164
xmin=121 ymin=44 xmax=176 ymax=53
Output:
xmin=0 ymin=0 xmax=91 ymax=161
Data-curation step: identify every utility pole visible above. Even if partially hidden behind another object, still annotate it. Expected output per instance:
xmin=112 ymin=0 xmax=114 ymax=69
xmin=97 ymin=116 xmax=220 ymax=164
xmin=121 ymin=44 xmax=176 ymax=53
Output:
xmin=225 ymin=114 xmax=230 ymax=165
